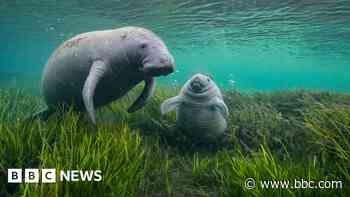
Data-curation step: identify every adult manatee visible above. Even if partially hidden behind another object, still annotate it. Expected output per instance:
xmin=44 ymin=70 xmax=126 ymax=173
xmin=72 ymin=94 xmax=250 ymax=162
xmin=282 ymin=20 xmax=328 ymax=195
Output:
xmin=36 ymin=26 xmax=175 ymax=124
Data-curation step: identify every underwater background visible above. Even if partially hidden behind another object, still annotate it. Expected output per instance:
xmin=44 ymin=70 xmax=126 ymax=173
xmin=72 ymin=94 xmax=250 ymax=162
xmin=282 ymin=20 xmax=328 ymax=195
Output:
xmin=1 ymin=0 xmax=349 ymax=93
xmin=1 ymin=1 xmax=350 ymax=196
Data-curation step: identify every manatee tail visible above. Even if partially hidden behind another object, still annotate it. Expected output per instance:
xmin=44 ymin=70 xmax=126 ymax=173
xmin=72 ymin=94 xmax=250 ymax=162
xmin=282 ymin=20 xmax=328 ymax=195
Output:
xmin=26 ymin=108 xmax=55 ymax=121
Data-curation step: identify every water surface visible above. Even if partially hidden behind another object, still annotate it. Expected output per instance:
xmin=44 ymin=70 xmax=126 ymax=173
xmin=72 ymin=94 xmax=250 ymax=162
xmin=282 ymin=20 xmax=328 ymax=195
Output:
xmin=1 ymin=0 xmax=349 ymax=92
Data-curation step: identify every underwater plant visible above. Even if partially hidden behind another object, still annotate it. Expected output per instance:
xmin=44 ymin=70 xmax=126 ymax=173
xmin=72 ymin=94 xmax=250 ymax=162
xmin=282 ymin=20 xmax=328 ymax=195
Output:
xmin=0 ymin=88 xmax=349 ymax=196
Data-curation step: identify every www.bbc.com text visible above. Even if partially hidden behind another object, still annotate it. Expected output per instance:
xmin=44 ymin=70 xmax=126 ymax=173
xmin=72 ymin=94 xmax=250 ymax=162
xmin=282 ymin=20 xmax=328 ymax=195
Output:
xmin=244 ymin=178 xmax=343 ymax=190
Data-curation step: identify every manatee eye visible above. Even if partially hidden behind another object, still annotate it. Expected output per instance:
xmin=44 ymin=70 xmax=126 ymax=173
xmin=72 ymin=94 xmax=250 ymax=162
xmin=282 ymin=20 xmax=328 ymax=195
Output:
xmin=140 ymin=43 xmax=147 ymax=49
xmin=207 ymin=78 xmax=210 ymax=82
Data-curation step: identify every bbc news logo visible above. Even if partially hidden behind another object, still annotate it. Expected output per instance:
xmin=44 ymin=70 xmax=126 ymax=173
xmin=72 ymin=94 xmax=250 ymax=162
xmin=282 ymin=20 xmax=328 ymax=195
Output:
xmin=8 ymin=169 xmax=102 ymax=183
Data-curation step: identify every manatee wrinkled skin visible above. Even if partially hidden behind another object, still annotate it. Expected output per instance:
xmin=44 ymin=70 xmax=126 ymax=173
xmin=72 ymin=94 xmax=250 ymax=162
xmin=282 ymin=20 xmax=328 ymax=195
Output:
xmin=161 ymin=73 xmax=229 ymax=140
xmin=37 ymin=26 xmax=175 ymax=124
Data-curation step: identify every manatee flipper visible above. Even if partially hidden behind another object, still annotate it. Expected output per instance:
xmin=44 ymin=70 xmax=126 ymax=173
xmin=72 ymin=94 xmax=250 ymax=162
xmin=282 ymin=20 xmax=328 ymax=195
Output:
xmin=209 ymin=97 xmax=229 ymax=119
xmin=127 ymin=77 xmax=155 ymax=113
xmin=160 ymin=96 xmax=183 ymax=115
xmin=82 ymin=60 xmax=109 ymax=124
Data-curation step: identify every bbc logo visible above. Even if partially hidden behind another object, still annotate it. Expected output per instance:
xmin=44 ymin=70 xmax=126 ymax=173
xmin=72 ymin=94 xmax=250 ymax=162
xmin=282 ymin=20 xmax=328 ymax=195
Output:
xmin=8 ymin=169 xmax=56 ymax=183
xmin=8 ymin=169 xmax=102 ymax=183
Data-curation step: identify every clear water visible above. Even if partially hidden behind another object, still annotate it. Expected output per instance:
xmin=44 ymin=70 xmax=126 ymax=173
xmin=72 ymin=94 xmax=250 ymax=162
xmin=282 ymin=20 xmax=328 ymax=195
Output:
xmin=1 ymin=0 xmax=349 ymax=92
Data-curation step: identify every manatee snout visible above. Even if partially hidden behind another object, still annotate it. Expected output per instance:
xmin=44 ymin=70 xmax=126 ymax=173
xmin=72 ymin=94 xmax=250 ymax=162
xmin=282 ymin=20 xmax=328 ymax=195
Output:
xmin=190 ymin=80 xmax=205 ymax=92
xmin=160 ymin=55 xmax=175 ymax=74
xmin=190 ymin=74 xmax=210 ymax=93
xmin=141 ymin=63 xmax=174 ymax=76
xmin=141 ymin=50 xmax=175 ymax=76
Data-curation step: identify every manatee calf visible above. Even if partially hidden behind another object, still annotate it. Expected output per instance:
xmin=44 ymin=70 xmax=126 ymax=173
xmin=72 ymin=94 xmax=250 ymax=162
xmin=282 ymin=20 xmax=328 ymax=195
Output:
xmin=161 ymin=73 xmax=229 ymax=140
xmin=35 ymin=26 xmax=175 ymax=124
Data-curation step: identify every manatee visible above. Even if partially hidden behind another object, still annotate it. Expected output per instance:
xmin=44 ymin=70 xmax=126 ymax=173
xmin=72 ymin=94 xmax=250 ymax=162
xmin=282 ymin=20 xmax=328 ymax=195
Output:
xmin=35 ymin=26 xmax=175 ymax=124
xmin=161 ymin=73 xmax=229 ymax=140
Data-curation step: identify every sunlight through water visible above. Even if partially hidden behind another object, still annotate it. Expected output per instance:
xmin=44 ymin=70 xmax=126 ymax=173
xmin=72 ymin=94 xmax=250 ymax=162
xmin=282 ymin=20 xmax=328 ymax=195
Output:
xmin=0 ymin=0 xmax=349 ymax=92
